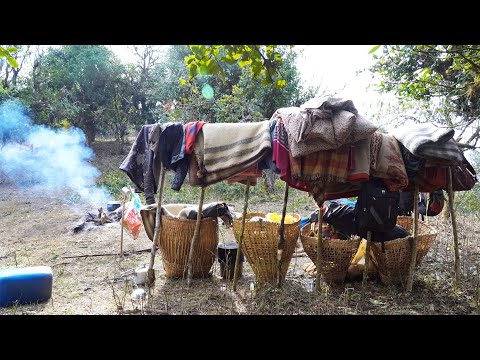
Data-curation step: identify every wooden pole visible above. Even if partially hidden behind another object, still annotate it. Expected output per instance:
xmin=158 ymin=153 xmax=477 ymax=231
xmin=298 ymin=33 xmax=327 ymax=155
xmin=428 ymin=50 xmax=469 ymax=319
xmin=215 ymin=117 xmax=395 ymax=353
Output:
xmin=186 ymin=186 xmax=206 ymax=287
xmin=233 ymin=180 xmax=250 ymax=292
xmin=146 ymin=166 xmax=166 ymax=288
xmin=315 ymin=193 xmax=324 ymax=293
xmin=406 ymin=182 xmax=420 ymax=294
xmin=361 ymin=230 xmax=372 ymax=301
xmin=277 ymin=183 xmax=290 ymax=288
xmin=119 ymin=194 xmax=127 ymax=259
xmin=447 ymin=166 xmax=461 ymax=285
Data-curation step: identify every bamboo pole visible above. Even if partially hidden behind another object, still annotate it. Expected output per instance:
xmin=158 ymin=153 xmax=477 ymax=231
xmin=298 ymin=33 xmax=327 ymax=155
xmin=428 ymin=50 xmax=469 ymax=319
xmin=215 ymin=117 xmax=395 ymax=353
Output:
xmin=447 ymin=166 xmax=461 ymax=285
xmin=361 ymin=230 xmax=372 ymax=301
xmin=233 ymin=180 xmax=250 ymax=292
xmin=276 ymin=183 xmax=290 ymax=288
xmin=146 ymin=166 xmax=166 ymax=288
xmin=186 ymin=187 xmax=206 ymax=287
xmin=406 ymin=182 xmax=420 ymax=294
xmin=315 ymin=193 xmax=324 ymax=293
xmin=119 ymin=194 xmax=127 ymax=259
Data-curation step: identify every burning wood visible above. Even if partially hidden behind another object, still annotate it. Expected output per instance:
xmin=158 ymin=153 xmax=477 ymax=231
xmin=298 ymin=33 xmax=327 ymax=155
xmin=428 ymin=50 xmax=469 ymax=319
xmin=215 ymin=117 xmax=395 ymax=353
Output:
xmin=86 ymin=207 xmax=113 ymax=225
xmin=73 ymin=207 xmax=115 ymax=233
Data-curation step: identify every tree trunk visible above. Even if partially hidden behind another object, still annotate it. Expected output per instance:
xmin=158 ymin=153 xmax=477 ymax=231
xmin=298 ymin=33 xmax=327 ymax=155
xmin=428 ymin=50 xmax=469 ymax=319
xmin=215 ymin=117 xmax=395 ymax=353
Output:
xmin=83 ymin=118 xmax=96 ymax=145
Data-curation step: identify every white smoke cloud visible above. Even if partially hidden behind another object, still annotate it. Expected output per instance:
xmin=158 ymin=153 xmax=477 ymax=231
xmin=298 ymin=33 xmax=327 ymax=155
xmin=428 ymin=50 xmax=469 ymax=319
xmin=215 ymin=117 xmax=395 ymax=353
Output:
xmin=0 ymin=99 xmax=110 ymax=207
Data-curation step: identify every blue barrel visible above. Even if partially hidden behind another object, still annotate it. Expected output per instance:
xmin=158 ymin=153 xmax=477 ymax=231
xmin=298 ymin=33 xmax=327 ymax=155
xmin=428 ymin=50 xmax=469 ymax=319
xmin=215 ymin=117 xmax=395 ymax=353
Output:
xmin=0 ymin=266 xmax=53 ymax=307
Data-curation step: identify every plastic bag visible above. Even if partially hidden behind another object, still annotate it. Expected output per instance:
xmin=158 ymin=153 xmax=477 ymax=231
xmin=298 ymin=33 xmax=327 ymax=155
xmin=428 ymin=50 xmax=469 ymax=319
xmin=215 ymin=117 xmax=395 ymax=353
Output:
xmin=123 ymin=192 xmax=143 ymax=240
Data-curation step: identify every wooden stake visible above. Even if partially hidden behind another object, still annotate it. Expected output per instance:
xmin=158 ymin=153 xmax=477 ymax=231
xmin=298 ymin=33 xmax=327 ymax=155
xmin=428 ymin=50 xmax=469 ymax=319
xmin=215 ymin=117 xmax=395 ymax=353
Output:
xmin=361 ymin=230 xmax=372 ymax=301
xmin=120 ymin=194 xmax=127 ymax=259
xmin=406 ymin=182 xmax=420 ymax=294
xmin=146 ymin=166 xmax=166 ymax=288
xmin=277 ymin=183 xmax=289 ymax=288
xmin=447 ymin=166 xmax=461 ymax=285
xmin=186 ymin=186 xmax=206 ymax=287
xmin=315 ymin=194 xmax=324 ymax=293
xmin=233 ymin=180 xmax=250 ymax=292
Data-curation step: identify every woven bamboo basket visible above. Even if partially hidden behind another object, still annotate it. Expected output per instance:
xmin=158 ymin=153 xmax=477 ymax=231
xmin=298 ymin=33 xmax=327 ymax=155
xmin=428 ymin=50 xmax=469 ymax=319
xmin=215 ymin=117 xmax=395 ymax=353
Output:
xmin=300 ymin=225 xmax=361 ymax=284
xmin=232 ymin=212 xmax=300 ymax=284
xmin=140 ymin=206 xmax=218 ymax=278
xmin=370 ymin=216 xmax=437 ymax=286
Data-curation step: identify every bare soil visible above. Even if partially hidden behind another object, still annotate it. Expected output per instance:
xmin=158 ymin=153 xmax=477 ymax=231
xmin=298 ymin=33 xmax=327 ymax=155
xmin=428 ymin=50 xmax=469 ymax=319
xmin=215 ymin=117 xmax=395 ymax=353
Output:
xmin=1 ymin=140 xmax=479 ymax=315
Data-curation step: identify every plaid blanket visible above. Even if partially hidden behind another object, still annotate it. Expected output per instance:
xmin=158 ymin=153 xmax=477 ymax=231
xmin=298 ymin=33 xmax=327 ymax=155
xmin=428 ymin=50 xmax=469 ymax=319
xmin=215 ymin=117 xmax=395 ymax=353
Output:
xmin=393 ymin=123 xmax=462 ymax=163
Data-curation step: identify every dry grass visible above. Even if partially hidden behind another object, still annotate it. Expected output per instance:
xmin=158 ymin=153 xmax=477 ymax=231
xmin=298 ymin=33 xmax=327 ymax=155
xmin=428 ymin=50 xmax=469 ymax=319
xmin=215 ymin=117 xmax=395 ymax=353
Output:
xmin=1 ymin=140 xmax=479 ymax=315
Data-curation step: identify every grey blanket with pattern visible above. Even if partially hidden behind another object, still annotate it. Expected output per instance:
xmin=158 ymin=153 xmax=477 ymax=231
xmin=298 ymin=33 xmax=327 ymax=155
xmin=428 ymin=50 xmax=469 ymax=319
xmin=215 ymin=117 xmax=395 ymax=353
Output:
xmin=393 ymin=123 xmax=462 ymax=163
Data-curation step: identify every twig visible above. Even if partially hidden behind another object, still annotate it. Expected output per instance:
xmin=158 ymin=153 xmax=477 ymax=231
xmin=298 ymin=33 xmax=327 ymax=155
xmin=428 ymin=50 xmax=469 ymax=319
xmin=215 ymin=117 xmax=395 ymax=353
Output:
xmin=60 ymin=248 xmax=152 ymax=259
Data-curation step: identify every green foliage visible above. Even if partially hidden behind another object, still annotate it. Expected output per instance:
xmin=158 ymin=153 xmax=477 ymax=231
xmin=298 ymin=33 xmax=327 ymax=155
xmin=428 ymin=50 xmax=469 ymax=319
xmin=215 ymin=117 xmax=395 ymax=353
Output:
xmin=0 ymin=46 xmax=18 ymax=68
xmin=96 ymin=169 xmax=127 ymax=200
xmin=370 ymin=45 xmax=480 ymax=148
xmin=185 ymin=45 xmax=288 ymax=89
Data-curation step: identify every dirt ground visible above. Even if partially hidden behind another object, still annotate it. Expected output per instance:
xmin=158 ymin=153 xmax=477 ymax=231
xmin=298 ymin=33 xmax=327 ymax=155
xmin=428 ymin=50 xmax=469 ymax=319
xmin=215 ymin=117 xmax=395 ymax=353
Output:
xmin=1 ymin=142 xmax=480 ymax=315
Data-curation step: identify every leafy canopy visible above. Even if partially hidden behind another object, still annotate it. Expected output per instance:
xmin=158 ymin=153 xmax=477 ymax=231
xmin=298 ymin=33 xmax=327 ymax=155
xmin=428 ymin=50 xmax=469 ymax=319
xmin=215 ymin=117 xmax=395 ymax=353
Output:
xmin=369 ymin=45 xmax=480 ymax=148
xmin=184 ymin=45 xmax=290 ymax=89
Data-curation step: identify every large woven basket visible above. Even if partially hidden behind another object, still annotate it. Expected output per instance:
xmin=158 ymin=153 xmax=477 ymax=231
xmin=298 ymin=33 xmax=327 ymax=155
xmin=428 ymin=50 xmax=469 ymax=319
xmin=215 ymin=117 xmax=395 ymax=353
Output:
xmin=232 ymin=212 xmax=300 ymax=284
xmin=300 ymin=225 xmax=361 ymax=284
xmin=370 ymin=216 xmax=437 ymax=286
xmin=140 ymin=205 xmax=218 ymax=278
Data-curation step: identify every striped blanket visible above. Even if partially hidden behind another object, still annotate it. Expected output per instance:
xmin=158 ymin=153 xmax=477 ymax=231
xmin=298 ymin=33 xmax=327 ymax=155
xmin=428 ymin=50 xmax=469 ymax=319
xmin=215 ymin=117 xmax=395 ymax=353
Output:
xmin=393 ymin=123 xmax=462 ymax=163
xmin=201 ymin=121 xmax=271 ymax=173
xmin=192 ymin=121 xmax=271 ymax=186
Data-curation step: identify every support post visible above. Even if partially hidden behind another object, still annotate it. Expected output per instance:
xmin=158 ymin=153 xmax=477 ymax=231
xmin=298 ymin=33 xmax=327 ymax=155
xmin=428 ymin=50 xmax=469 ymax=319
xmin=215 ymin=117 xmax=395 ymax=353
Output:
xmin=361 ymin=230 xmax=373 ymax=301
xmin=186 ymin=187 xmax=206 ymax=287
xmin=146 ymin=166 xmax=166 ymax=288
xmin=315 ymin=194 xmax=324 ymax=293
xmin=277 ymin=183 xmax=289 ymax=288
xmin=447 ymin=166 xmax=461 ymax=285
xmin=406 ymin=182 xmax=420 ymax=294
xmin=233 ymin=180 xmax=250 ymax=292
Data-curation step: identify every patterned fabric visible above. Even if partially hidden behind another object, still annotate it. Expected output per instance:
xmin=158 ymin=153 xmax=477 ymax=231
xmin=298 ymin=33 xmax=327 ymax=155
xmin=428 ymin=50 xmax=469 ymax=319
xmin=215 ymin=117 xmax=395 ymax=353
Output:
xmin=370 ymin=133 xmax=408 ymax=191
xmin=201 ymin=121 xmax=271 ymax=173
xmin=290 ymin=146 xmax=350 ymax=185
xmin=185 ymin=121 xmax=205 ymax=155
xmin=369 ymin=131 xmax=383 ymax=171
xmin=271 ymin=114 xmax=310 ymax=191
xmin=277 ymin=97 xmax=377 ymax=158
xmin=393 ymin=123 xmax=462 ymax=163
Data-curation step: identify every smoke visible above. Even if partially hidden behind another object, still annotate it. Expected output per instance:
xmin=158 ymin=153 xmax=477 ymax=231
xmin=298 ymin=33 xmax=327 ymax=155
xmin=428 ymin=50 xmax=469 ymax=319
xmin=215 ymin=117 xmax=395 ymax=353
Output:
xmin=0 ymin=99 xmax=111 ymax=207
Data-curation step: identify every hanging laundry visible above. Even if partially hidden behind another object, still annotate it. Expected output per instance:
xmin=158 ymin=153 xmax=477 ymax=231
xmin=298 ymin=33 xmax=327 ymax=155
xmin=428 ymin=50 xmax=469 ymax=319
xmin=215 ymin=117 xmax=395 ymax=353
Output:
xmin=277 ymin=97 xmax=377 ymax=158
xmin=370 ymin=133 xmax=408 ymax=191
xmin=119 ymin=123 xmax=159 ymax=204
xmin=393 ymin=123 xmax=463 ymax=163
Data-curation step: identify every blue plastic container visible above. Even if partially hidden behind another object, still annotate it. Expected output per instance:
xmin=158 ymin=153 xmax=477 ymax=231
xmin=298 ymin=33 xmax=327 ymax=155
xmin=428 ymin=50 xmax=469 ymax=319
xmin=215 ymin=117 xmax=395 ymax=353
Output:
xmin=0 ymin=266 xmax=53 ymax=307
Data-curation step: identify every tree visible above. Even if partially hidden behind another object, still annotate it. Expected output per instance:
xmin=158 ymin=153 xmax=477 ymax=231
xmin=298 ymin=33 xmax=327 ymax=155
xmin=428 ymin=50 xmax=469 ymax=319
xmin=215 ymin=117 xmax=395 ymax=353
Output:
xmin=35 ymin=45 xmax=125 ymax=143
xmin=185 ymin=45 xmax=290 ymax=89
xmin=369 ymin=45 xmax=480 ymax=149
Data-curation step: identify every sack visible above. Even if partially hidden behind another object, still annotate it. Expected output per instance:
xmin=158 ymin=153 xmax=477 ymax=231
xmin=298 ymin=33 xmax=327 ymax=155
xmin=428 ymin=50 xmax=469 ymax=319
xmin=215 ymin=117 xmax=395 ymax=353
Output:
xmin=354 ymin=178 xmax=400 ymax=233
xmin=419 ymin=190 xmax=444 ymax=217
xmin=122 ymin=192 xmax=143 ymax=240
xmin=451 ymin=153 xmax=477 ymax=191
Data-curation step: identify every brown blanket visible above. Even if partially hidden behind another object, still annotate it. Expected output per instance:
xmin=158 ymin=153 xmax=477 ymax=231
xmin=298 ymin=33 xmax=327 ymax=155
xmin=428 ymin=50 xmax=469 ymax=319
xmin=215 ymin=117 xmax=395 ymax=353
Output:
xmin=370 ymin=133 xmax=408 ymax=191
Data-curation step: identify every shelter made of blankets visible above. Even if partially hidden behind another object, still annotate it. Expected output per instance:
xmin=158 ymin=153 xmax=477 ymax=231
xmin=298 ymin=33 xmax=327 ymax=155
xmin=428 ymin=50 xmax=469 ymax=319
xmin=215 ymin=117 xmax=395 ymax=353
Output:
xmin=120 ymin=96 xmax=471 ymax=204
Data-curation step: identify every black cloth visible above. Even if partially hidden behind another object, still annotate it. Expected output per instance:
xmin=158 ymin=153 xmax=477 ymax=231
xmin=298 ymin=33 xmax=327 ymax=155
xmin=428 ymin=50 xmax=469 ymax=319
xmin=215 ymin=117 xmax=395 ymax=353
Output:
xmin=322 ymin=200 xmax=410 ymax=242
xmin=159 ymin=123 xmax=189 ymax=191
xmin=257 ymin=117 xmax=280 ymax=174
xmin=119 ymin=124 xmax=158 ymax=204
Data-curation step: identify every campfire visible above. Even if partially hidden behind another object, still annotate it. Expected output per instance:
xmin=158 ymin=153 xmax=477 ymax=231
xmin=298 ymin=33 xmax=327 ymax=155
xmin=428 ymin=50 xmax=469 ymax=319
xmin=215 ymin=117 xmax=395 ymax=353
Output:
xmin=73 ymin=207 xmax=117 ymax=233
